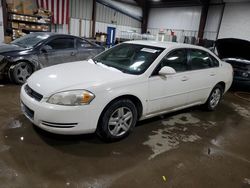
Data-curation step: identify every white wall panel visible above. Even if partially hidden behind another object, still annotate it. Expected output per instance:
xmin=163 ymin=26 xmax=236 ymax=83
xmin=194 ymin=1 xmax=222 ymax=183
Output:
xmin=56 ymin=24 xmax=69 ymax=34
xmin=70 ymin=0 xmax=93 ymax=20
xmin=148 ymin=7 xmax=202 ymax=31
xmin=0 ymin=4 xmax=4 ymax=43
xmin=96 ymin=3 xmax=141 ymax=28
xmin=218 ymin=2 xmax=250 ymax=41
xmin=95 ymin=21 xmax=141 ymax=38
xmin=204 ymin=5 xmax=223 ymax=40
xmin=70 ymin=18 xmax=80 ymax=36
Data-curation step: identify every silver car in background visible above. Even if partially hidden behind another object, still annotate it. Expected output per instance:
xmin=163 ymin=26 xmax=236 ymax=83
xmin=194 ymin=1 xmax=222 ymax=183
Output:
xmin=0 ymin=32 xmax=105 ymax=84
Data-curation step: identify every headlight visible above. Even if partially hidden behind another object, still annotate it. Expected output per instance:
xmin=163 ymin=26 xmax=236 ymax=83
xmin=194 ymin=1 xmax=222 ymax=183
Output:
xmin=47 ymin=90 xmax=95 ymax=106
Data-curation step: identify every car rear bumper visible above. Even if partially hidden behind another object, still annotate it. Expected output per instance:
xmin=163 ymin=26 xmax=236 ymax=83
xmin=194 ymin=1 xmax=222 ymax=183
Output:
xmin=20 ymin=84 xmax=100 ymax=135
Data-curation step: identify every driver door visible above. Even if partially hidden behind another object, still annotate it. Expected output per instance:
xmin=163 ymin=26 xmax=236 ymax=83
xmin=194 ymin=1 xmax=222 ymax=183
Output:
xmin=38 ymin=37 xmax=77 ymax=67
xmin=147 ymin=49 xmax=191 ymax=114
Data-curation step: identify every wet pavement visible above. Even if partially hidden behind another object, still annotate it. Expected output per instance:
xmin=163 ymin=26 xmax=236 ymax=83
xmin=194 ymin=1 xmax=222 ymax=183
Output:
xmin=0 ymin=84 xmax=250 ymax=188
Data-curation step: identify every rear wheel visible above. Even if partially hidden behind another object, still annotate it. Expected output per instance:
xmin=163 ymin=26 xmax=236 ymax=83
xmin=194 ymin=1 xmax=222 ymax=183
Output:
xmin=97 ymin=99 xmax=137 ymax=141
xmin=10 ymin=62 xmax=33 ymax=84
xmin=204 ymin=85 xmax=223 ymax=111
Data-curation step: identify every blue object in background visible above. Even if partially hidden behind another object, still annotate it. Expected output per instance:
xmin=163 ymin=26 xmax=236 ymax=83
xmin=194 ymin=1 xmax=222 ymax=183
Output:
xmin=107 ymin=27 xmax=116 ymax=48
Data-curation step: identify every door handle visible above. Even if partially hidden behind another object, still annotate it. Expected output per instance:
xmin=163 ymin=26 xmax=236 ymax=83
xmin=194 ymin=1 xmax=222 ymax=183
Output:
xmin=181 ymin=76 xmax=189 ymax=81
xmin=210 ymin=73 xmax=216 ymax=76
xmin=71 ymin=51 xmax=76 ymax=56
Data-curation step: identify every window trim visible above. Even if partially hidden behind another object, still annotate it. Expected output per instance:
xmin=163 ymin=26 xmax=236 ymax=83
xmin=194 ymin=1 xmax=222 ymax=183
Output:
xmin=76 ymin=38 xmax=94 ymax=49
xmin=187 ymin=48 xmax=220 ymax=71
xmin=43 ymin=37 xmax=76 ymax=51
xmin=150 ymin=48 xmax=189 ymax=77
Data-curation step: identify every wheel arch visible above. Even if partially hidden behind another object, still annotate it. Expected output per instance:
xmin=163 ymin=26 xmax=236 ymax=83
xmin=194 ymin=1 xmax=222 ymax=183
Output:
xmin=215 ymin=81 xmax=226 ymax=93
xmin=97 ymin=94 xmax=143 ymax=126
xmin=8 ymin=59 xmax=36 ymax=83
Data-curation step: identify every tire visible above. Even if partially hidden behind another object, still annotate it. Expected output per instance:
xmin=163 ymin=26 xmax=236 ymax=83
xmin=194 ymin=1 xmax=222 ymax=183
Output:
xmin=10 ymin=62 xmax=33 ymax=84
xmin=97 ymin=99 xmax=138 ymax=141
xmin=204 ymin=85 xmax=223 ymax=111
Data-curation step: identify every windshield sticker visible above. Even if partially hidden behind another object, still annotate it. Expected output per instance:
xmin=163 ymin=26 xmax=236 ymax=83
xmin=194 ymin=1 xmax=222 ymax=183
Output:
xmin=141 ymin=48 xmax=158 ymax=53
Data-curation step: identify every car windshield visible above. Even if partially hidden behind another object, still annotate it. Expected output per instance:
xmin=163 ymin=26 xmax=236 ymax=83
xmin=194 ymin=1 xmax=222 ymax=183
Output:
xmin=11 ymin=33 xmax=50 ymax=48
xmin=93 ymin=43 xmax=164 ymax=75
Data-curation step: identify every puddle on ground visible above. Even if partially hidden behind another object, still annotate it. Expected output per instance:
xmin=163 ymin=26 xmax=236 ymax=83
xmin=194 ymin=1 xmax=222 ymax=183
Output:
xmin=231 ymin=103 xmax=250 ymax=118
xmin=4 ymin=118 xmax=23 ymax=129
xmin=143 ymin=113 xmax=203 ymax=160
xmin=0 ymin=160 xmax=18 ymax=180
xmin=162 ymin=113 xmax=200 ymax=126
xmin=0 ymin=144 xmax=10 ymax=153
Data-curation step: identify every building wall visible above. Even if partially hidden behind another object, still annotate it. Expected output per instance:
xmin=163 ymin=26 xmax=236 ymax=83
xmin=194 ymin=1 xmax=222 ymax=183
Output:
xmin=70 ymin=0 xmax=93 ymax=20
xmin=203 ymin=5 xmax=223 ymax=40
xmin=68 ymin=0 xmax=141 ymax=38
xmin=0 ymin=2 xmax=4 ymax=43
xmin=218 ymin=2 xmax=250 ymax=41
xmin=147 ymin=6 xmax=202 ymax=41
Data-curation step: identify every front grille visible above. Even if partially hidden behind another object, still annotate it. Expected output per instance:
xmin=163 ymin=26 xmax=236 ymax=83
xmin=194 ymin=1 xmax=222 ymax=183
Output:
xmin=22 ymin=102 xmax=34 ymax=120
xmin=25 ymin=85 xmax=43 ymax=101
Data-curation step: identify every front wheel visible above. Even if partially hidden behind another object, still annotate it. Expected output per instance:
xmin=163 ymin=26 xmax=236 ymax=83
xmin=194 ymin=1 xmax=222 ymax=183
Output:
xmin=204 ymin=85 xmax=223 ymax=111
xmin=10 ymin=62 xmax=33 ymax=84
xmin=97 ymin=99 xmax=138 ymax=141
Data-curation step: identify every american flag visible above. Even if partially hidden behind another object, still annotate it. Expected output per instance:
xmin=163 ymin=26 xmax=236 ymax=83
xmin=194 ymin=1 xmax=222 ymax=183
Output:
xmin=37 ymin=0 xmax=69 ymax=25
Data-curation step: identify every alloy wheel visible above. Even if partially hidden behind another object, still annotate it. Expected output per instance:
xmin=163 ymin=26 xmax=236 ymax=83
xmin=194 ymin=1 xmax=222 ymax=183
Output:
xmin=209 ymin=88 xmax=221 ymax=109
xmin=108 ymin=107 xmax=133 ymax=137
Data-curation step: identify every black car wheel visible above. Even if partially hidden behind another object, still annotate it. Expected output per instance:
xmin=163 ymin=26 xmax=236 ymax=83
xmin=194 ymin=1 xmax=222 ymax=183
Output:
xmin=97 ymin=99 xmax=138 ymax=141
xmin=10 ymin=62 xmax=33 ymax=84
xmin=204 ymin=85 xmax=223 ymax=111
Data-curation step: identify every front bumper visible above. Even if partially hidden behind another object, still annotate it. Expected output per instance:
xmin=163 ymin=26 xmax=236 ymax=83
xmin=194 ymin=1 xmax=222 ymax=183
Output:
xmin=20 ymin=84 xmax=100 ymax=135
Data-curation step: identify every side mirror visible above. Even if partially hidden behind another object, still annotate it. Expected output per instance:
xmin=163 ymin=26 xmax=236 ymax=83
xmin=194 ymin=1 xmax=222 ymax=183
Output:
xmin=159 ymin=66 xmax=176 ymax=76
xmin=41 ymin=45 xmax=52 ymax=53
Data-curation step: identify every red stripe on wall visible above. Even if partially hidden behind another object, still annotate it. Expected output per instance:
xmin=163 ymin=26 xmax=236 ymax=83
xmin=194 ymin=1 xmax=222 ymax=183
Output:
xmin=46 ymin=0 xmax=48 ymax=9
xmin=41 ymin=0 xmax=44 ymax=8
xmin=61 ymin=0 xmax=65 ymax=25
xmin=66 ymin=0 xmax=69 ymax=24
xmin=51 ymin=0 xmax=54 ymax=24
xmin=57 ymin=0 xmax=59 ymax=24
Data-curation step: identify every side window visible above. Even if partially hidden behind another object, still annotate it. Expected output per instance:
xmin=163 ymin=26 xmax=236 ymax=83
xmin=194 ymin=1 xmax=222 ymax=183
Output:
xmin=189 ymin=49 xmax=215 ymax=70
xmin=161 ymin=49 xmax=188 ymax=72
xmin=209 ymin=54 xmax=220 ymax=67
xmin=77 ymin=39 xmax=93 ymax=48
xmin=46 ymin=38 xmax=74 ymax=50
xmin=152 ymin=49 xmax=187 ymax=76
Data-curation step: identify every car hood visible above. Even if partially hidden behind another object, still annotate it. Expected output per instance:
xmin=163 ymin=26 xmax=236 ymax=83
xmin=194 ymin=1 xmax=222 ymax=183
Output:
xmin=27 ymin=60 xmax=135 ymax=96
xmin=215 ymin=38 xmax=250 ymax=62
xmin=0 ymin=43 xmax=26 ymax=54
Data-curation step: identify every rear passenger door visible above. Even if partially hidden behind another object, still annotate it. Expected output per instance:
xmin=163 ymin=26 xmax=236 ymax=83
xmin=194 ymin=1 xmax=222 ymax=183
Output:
xmin=185 ymin=49 xmax=220 ymax=104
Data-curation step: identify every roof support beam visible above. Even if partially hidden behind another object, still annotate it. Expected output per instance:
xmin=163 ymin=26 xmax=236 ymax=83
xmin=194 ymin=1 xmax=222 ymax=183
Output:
xmin=197 ymin=1 xmax=210 ymax=41
xmin=92 ymin=0 xmax=97 ymax=38
xmin=141 ymin=3 xmax=149 ymax=34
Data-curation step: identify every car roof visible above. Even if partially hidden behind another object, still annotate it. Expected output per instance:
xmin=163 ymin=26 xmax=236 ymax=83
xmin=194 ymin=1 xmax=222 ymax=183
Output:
xmin=124 ymin=40 xmax=206 ymax=51
xmin=31 ymin=32 xmax=82 ymax=39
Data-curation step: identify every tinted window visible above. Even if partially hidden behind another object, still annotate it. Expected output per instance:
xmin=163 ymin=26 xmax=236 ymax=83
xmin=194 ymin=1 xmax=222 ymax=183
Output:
xmin=189 ymin=49 xmax=217 ymax=70
xmin=46 ymin=38 xmax=74 ymax=50
xmin=154 ymin=49 xmax=188 ymax=75
xmin=210 ymin=55 xmax=219 ymax=67
xmin=77 ymin=39 xmax=93 ymax=48
xmin=93 ymin=43 xmax=164 ymax=75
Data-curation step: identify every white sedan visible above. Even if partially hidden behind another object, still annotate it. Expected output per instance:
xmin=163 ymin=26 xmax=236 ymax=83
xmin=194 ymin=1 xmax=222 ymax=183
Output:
xmin=20 ymin=41 xmax=233 ymax=141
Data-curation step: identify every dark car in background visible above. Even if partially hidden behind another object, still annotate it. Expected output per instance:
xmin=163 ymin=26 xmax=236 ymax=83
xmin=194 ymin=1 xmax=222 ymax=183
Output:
xmin=215 ymin=38 xmax=250 ymax=86
xmin=0 ymin=32 xmax=105 ymax=84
